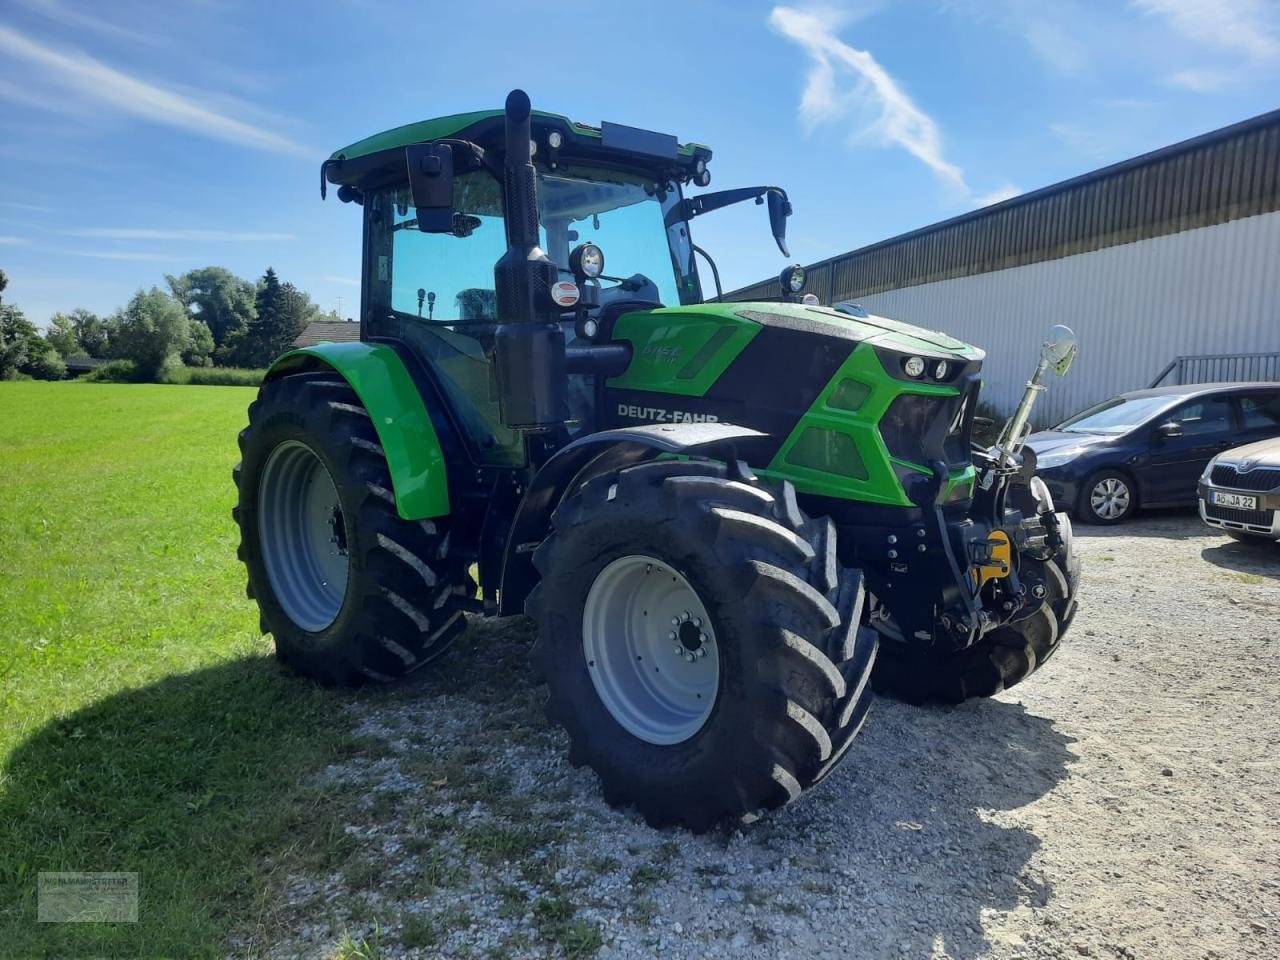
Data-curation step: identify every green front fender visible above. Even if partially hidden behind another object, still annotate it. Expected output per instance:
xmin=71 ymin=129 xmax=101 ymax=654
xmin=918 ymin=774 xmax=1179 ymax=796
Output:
xmin=266 ymin=342 xmax=450 ymax=520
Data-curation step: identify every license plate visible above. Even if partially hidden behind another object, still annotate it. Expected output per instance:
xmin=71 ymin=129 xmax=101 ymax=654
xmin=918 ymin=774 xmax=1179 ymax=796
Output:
xmin=1212 ymin=490 xmax=1258 ymax=510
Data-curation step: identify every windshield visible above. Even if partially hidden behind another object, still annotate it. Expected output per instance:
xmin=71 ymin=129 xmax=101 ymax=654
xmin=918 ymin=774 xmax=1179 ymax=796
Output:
xmin=365 ymin=166 xmax=700 ymax=323
xmin=539 ymin=165 xmax=699 ymax=307
xmin=1055 ymin=395 xmax=1178 ymax=435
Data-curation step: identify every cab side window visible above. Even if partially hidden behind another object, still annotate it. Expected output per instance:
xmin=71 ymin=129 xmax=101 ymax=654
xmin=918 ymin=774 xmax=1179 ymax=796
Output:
xmin=1169 ymin=397 xmax=1233 ymax=437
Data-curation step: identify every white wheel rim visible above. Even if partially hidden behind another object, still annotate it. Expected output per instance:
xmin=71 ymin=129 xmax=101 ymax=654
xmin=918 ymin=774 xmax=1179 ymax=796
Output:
xmin=582 ymin=555 xmax=719 ymax=745
xmin=258 ymin=440 xmax=349 ymax=632
xmin=1090 ymin=477 xmax=1131 ymax=520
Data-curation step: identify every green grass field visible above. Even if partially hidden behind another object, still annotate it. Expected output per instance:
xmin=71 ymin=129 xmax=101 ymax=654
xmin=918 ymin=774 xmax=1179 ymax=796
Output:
xmin=0 ymin=381 xmax=381 ymax=956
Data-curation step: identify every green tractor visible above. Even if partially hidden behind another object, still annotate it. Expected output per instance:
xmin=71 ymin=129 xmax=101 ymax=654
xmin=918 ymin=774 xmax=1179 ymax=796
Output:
xmin=233 ymin=90 xmax=1080 ymax=831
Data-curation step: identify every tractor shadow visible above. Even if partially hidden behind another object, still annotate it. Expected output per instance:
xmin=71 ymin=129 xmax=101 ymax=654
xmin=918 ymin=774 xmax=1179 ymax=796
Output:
xmin=756 ymin=694 xmax=1076 ymax=960
xmin=0 ymin=652 xmax=376 ymax=957
xmin=0 ymin=620 xmax=1074 ymax=960
xmin=427 ymin=619 xmax=1076 ymax=960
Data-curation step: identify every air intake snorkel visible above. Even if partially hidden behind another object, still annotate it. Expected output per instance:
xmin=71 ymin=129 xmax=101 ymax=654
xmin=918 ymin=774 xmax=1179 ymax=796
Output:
xmin=493 ymin=89 xmax=568 ymax=429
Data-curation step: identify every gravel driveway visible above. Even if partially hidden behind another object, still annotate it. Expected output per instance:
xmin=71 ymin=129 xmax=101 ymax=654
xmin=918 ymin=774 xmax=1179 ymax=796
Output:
xmin=244 ymin=513 xmax=1280 ymax=960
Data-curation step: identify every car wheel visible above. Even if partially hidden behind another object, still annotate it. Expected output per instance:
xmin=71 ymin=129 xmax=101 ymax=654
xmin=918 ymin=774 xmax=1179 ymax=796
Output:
xmin=1079 ymin=469 xmax=1137 ymax=524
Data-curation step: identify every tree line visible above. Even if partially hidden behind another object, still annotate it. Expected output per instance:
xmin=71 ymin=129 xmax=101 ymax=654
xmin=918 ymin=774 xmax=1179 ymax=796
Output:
xmin=0 ymin=265 xmax=336 ymax=382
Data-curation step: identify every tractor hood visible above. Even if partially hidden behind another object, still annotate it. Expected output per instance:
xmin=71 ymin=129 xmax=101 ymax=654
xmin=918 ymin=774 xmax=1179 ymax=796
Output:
xmin=604 ymin=300 xmax=984 ymax=491
xmin=734 ymin=301 xmax=984 ymax=361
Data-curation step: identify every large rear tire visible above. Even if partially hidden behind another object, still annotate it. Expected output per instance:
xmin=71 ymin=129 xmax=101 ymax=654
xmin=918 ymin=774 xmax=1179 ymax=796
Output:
xmin=233 ymin=373 xmax=472 ymax=685
xmin=526 ymin=460 xmax=878 ymax=831
xmin=872 ymin=512 xmax=1080 ymax=704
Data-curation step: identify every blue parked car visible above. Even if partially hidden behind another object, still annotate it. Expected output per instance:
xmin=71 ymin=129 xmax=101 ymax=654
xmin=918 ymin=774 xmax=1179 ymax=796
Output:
xmin=1024 ymin=382 xmax=1280 ymax=524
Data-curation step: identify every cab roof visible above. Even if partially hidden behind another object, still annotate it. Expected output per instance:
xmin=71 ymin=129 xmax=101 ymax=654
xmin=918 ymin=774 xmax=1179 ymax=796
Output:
xmin=324 ymin=108 xmax=712 ymax=195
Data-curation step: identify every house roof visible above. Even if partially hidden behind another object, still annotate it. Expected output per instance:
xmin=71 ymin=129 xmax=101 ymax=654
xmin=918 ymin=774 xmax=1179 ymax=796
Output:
xmin=292 ymin=320 xmax=361 ymax=349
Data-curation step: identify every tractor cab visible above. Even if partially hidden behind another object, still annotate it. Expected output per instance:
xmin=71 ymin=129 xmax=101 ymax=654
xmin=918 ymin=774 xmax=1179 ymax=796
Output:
xmin=321 ymin=102 xmax=792 ymax=466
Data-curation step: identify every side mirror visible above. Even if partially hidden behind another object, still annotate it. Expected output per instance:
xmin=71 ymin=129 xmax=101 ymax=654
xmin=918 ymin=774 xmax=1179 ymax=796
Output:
xmin=1155 ymin=421 xmax=1183 ymax=440
xmin=766 ymin=189 xmax=792 ymax=257
xmin=405 ymin=143 xmax=455 ymax=232
xmin=1041 ymin=324 xmax=1077 ymax=376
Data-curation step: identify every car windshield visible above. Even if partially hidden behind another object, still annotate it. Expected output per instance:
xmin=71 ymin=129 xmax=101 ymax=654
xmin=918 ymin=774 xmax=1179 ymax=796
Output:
xmin=1055 ymin=395 xmax=1179 ymax=435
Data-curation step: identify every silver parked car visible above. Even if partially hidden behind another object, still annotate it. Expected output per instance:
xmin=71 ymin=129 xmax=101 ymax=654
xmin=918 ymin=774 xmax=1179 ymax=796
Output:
xmin=1198 ymin=436 xmax=1280 ymax=543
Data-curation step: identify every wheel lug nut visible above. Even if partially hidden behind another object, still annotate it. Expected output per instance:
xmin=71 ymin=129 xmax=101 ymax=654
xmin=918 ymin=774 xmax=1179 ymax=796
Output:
xmin=698 ymin=632 xmax=708 ymax=644
xmin=671 ymin=616 xmax=680 ymax=626
xmin=685 ymin=653 xmax=696 ymax=663
xmin=682 ymin=611 xmax=691 ymax=621
xmin=697 ymin=647 xmax=707 ymax=658
xmin=674 ymin=645 xmax=684 ymax=654
xmin=693 ymin=617 xmax=703 ymax=627
xmin=668 ymin=631 xmax=677 ymax=641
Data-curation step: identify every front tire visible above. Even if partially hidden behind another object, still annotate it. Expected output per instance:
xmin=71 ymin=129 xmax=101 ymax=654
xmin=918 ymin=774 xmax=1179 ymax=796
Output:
xmin=233 ymin=373 xmax=472 ymax=685
xmin=526 ymin=461 xmax=877 ymax=831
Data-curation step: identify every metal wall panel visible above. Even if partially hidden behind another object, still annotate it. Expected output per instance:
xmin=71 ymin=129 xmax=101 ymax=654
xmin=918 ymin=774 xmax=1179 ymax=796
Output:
xmin=850 ymin=210 xmax=1280 ymax=423
xmin=730 ymin=109 xmax=1280 ymax=303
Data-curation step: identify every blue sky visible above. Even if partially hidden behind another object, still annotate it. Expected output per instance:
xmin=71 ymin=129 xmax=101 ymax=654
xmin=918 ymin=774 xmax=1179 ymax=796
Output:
xmin=1 ymin=0 xmax=1277 ymax=327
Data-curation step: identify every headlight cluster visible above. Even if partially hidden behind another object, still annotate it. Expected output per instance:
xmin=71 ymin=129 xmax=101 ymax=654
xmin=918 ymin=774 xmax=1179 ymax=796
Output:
xmin=1033 ymin=447 xmax=1084 ymax=469
xmin=901 ymin=355 xmax=952 ymax=380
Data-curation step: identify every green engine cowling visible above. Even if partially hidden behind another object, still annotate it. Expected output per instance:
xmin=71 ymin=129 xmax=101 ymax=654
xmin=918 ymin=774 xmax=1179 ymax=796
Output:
xmin=601 ymin=301 xmax=984 ymax=509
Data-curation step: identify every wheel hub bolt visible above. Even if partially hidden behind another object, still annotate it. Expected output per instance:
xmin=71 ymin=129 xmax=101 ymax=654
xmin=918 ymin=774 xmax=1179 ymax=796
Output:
xmin=669 ymin=631 xmax=677 ymax=641
xmin=674 ymin=645 xmax=684 ymax=654
xmin=681 ymin=611 xmax=691 ymax=621
xmin=888 ymin=549 xmax=898 ymax=559
xmin=1032 ymin=584 xmax=1047 ymax=599
xmin=684 ymin=653 xmax=696 ymax=663
xmin=887 ymin=534 xmax=898 ymax=544
xmin=697 ymin=647 xmax=707 ymax=658
xmin=693 ymin=617 xmax=703 ymax=628
xmin=671 ymin=616 xmax=680 ymax=626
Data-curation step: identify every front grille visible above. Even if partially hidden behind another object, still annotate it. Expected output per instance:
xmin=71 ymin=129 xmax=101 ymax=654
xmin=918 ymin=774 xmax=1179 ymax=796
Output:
xmin=1210 ymin=464 xmax=1280 ymax=491
xmin=879 ymin=387 xmax=974 ymax=467
xmin=1204 ymin=502 xmax=1275 ymax=527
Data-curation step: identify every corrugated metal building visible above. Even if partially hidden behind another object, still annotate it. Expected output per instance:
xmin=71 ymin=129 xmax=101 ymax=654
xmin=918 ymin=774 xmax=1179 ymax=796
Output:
xmin=729 ymin=108 xmax=1280 ymax=423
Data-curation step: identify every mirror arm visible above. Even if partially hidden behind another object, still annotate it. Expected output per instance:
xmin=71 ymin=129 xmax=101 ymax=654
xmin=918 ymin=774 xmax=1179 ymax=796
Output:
xmin=665 ymin=186 xmax=786 ymax=226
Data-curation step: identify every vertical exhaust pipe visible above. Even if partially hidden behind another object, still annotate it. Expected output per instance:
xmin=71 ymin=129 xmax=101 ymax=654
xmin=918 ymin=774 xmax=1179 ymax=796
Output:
xmin=493 ymin=89 xmax=567 ymax=429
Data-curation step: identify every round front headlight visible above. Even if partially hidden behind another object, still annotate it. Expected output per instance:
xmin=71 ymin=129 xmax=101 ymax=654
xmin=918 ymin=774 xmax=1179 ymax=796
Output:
xmin=569 ymin=242 xmax=605 ymax=280
xmin=780 ymin=264 xmax=806 ymax=294
xmin=903 ymin=356 xmax=925 ymax=378
xmin=934 ymin=360 xmax=949 ymax=380
xmin=547 ymin=130 xmax=563 ymax=150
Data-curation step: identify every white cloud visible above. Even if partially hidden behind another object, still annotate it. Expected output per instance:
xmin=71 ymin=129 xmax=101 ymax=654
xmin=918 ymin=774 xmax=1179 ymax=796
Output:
xmin=1049 ymin=122 xmax=1112 ymax=159
xmin=3 ymin=202 xmax=53 ymax=213
xmin=770 ymin=6 xmax=968 ymax=192
xmin=973 ymin=184 xmax=1023 ymax=207
xmin=0 ymin=22 xmax=310 ymax=157
xmin=14 ymin=0 xmax=160 ymax=46
xmin=1134 ymin=0 xmax=1280 ymax=61
xmin=64 ymin=228 xmax=295 ymax=242
xmin=323 ymin=275 xmax=360 ymax=287
xmin=1164 ymin=68 xmax=1233 ymax=92
xmin=62 ymin=250 xmax=181 ymax=262
xmin=0 ymin=235 xmax=29 ymax=245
